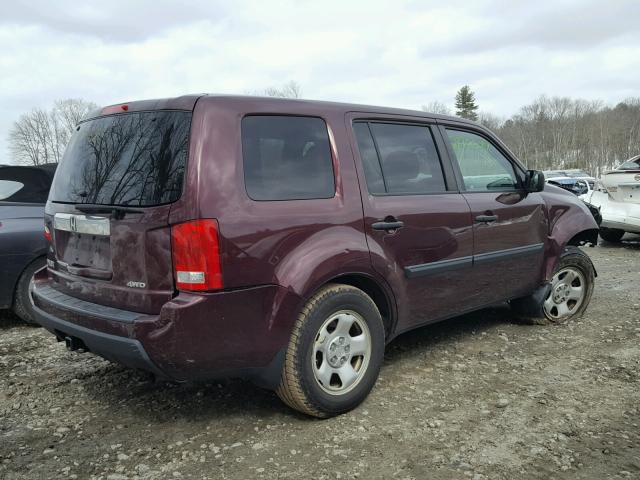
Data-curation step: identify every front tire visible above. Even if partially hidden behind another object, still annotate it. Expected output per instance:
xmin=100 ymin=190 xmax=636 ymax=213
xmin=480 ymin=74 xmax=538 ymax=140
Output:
xmin=599 ymin=227 xmax=625 ymax=243
xmin=540 ymin=246 xmax=595 ymax=324
xmin=276 ymin=284 xmax=385 ymax=418
xmin=13 ymin=257 xmax=46 ymax=325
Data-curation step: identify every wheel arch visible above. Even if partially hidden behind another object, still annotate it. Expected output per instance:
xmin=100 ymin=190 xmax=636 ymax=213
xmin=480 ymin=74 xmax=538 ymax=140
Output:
xmin=540 ymin=189 xmax=600 ymax=282
xmin=566 ymin=228 xmax=599 ymax=248
xmin=8 ymin=253 xmax=47 ymax=308
xmin=324 ymin=273 xmax=397 ymax=340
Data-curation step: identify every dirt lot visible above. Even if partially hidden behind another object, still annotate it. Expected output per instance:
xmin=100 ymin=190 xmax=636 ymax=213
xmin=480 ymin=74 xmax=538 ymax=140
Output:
xmin=1 ymin=237 xmax=639 ymax=480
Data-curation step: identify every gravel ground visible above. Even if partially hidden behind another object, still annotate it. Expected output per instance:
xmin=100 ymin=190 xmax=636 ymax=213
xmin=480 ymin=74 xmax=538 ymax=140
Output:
xmin=1 ymin=237 xmax=639 ymax=480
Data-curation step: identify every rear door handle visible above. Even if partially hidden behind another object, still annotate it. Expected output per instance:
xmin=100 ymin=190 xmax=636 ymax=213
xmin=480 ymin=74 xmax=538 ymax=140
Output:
xmin=475 ymin=214 xmax=498 ymax=223
xmin=372 ymin=220 xmax=404 ymax=232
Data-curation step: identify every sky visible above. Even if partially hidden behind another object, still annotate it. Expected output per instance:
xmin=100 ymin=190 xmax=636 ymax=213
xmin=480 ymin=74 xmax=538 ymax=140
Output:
xmin=1 ymin=0 xmax=639 ymax=164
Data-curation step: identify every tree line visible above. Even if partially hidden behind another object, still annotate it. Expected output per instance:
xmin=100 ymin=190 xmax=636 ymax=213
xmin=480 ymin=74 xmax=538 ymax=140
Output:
xmin=427 ymin=85 xmax=640 ymax=176
xmin=486 ymin=96 xmax=640 ymax=176
xmin=7 ymin=82 xmax=640 ymax=177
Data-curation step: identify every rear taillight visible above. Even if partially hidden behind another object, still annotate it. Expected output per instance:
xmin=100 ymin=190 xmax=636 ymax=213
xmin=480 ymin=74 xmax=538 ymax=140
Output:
xmin=44 ymin=225 xmax=52 ymax=243
xmin=171 ymin=219 xmax=222 ymax=291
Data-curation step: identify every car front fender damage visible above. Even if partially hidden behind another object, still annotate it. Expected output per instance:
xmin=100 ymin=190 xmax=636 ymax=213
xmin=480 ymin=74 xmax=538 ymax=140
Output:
xmin=540 ymin=187 xmax=599 ymax=282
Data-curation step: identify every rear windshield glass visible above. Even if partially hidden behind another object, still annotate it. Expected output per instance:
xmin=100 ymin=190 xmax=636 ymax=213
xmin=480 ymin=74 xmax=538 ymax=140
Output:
xmin=0 ymin=166 xmax=54 ymax=203
xmin=0 ymin=181 xmax=24 ymax=201
xmin=49 ymin=111 xmax=191 ymax=206
xmin=619 ymin=158 xmax=640 ymax=170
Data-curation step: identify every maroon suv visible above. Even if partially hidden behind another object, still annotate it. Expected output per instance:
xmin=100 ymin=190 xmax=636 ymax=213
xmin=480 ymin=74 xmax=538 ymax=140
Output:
xmin=31 ymin=95 xmax=598 ymax=417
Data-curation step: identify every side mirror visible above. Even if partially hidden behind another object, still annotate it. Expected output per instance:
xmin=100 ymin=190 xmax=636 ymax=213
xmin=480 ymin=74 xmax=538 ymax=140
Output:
xmin=525 ymin=170 xmax=545 ymax=192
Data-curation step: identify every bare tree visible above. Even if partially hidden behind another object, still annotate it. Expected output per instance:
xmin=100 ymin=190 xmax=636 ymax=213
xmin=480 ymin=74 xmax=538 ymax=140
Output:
xmin=261 ymin=81 xmax=302 ymax=99
xmin=8 ymin=98 xmax=98 ymax=165
xmin=421 ymin=101 xmax=451 ymax=115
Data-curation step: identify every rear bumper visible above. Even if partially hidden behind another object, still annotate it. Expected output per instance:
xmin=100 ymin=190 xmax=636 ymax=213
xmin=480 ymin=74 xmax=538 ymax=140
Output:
xmin=32 ymin=296 xmax=168 ymax=379
xmin=588 ymin=192 xmax=640 ymax=233
xmin=31 ymin=272 xmax=301 ymax=387
xmin=600 ymin=219 xmax=640 ymax=233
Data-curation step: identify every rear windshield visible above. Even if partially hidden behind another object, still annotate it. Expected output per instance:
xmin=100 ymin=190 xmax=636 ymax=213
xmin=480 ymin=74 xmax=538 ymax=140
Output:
xmin=0 ymin=166 xmax=54 ymax=203
xmin=0 ymin=181 xmax=24 ymax=201
xmin=618 ymin=158 xmax=640 ymax=170
xmin=49 ymin=111 xmax=191 ymax=206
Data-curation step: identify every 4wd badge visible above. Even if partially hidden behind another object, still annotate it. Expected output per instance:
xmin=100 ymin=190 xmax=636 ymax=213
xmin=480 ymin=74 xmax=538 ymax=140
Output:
xmin=126 ymin=281 xmax=146 ymax=289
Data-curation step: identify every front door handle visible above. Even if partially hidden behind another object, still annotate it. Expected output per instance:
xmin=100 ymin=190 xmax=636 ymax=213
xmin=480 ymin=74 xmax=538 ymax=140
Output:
xmin=372 ymin=219 xmax=404 ymax=232
xmin=475 ymin=214 xmax=498 ymax=223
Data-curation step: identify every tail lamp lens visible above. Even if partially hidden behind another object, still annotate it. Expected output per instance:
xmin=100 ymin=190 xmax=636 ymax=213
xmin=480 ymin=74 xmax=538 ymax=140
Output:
xmin=44 ymin=224 xmax=52 ymax=243
xmin=171 ymin=219 xmax=222 ymax=291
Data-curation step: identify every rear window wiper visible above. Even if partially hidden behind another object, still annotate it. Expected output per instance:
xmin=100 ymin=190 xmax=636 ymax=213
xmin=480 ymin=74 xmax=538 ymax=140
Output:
xmin=75 ymin=204 xmax=144 ymax=219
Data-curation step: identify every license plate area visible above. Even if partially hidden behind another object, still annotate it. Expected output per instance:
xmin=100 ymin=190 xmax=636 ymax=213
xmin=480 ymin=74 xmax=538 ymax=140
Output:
xmin=53 ymin=213 xmax=112 ymax=276
xmin=621 ymin=185 xmax=640 ymax=202
xmin=56 ymin=231 xmax=111 ymax=271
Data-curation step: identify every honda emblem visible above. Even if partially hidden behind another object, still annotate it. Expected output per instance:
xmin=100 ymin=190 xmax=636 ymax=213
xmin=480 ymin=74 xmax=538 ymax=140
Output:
xmin=69 ymin=216 xmax=78 ymax=232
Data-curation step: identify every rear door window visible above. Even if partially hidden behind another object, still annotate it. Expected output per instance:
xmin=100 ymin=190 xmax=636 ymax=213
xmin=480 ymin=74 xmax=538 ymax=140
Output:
xmin=353 ymin=123 xmax=386 ymax=194
xmin=445 ymin=129 xmax=518 ymax=191
xmin=354 ymin=122 xmax=447 ymax=195
xmin=49 ymin=111 xmax=191 ymax=206
xmin=241 ymin=116 xmax=335 ymax=201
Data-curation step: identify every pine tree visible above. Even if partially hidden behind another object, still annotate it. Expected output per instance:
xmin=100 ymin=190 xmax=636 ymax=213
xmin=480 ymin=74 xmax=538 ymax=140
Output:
xmin=455 ymin=85 xmax=479 ymax=121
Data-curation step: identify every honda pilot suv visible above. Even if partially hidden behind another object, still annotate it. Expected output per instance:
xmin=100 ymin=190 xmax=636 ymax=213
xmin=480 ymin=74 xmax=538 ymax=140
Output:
xmin=32 ymin=95 xmax=598 ymax=417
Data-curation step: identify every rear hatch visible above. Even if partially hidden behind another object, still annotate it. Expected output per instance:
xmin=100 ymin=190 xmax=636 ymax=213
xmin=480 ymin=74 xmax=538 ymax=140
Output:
xmin=45 ymin=107 xmax=193 ymax=314
xmin=602 ymin=171 xmax=640 ymax=204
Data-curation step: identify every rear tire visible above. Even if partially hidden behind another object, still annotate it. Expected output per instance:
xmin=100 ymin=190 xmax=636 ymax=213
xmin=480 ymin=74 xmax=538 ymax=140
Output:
xmin=599 ymin=227 xmax=625 ymax=243
xmin=12 ymin=257 xmax=46 ymax=325
xmin=276 ymin=284 xmax=385 ymax=418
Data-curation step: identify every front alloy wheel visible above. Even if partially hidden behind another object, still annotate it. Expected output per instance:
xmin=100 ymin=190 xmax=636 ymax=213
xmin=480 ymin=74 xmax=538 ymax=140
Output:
xmin=541 ymin=246 xmax=595 ymax=323
xmin=543 ymin=267 xmax=586 ymax=320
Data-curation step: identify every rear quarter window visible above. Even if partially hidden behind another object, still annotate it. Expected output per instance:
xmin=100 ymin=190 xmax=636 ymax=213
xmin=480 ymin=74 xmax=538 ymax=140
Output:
xmin=241 ymin=116 xmax=335 ymax=201
xmin=0 ymin=180 xmax=24 ymax=201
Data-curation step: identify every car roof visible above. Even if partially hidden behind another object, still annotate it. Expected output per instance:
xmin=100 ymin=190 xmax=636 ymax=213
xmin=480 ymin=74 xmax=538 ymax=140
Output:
xmin=0 ymin=163 xmax=57 ymax=178
xmin=94 ymin=94 xmax=478 ymax=126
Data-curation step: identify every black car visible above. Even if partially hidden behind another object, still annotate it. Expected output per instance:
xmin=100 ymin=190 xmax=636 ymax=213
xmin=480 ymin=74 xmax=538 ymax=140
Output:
xmin=0 ymin=164 xmax=56 ymax=323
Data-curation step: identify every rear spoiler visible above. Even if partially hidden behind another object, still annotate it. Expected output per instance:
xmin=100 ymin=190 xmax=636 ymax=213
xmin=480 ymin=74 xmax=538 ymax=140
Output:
xmin=603 ymin=169 xmax=640 ymax=175
xmin=83 ymin=95 xmax=205 ymax=123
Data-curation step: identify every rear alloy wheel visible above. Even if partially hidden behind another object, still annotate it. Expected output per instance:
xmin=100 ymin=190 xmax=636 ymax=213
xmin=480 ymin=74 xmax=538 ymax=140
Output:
xmin=276 ymin=284 xmax=385 ymax=418
xmin=541 ymin=246 xmax=595 ymax=324
xmin=599 ymin=227 xmax=625 ymax=243
xmin=312 ymin=310 xmax=372 ymax=395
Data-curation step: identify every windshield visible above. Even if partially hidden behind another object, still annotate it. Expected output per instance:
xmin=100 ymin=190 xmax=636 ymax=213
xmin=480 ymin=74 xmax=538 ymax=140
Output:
xmin=49 ymin=111 xmax=191 ymax=207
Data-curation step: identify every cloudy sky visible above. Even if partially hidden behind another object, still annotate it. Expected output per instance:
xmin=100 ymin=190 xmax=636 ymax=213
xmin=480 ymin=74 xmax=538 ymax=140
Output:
xmin=1 ymin=0 xmax=639 ymax=164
